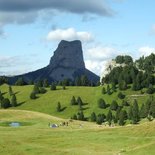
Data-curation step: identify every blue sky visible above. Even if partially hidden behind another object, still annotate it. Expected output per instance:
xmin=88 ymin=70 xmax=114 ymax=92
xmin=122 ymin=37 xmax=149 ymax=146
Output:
xmin=0 ymin=0 xmax=155 ymax=76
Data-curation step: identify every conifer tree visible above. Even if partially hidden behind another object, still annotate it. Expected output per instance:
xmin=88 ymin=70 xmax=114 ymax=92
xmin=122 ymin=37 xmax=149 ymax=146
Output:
xmin=110 ymin=100 xmax=118 ymax=111
xmin=70 ymin=96 xmax=77 ymax=105
xmin=102 ymin=87 xmax=106 ymax=94
xmin=39 ymin=87 xmax=46 ymax=94
xmin=77 ymin=97 xmax=83 ymax=106
xmin=112 ymin=82 xmax=117 ymax=92
xmin=57 ymin=102 xmax=61 ymax=112
xmin=106 ymin=110 xmax=113 ymax=125
xmin=119 ymin=110 xmax=127 ymax=126
xmin=132 ymin=99 xmax=139 ymax=124
xmin=43 ymin=79 xmax=49 ymax=87
xmin=30 ymin=92 xmax=37 ymax=99
xmin=9 ymin=86 xmax=13 ymax=96
xmin=107 ymin=85 xmax=111 ymax=95
xmin=0 ymin=91 xmax=4 ymax=101
xmin=90 ymin=112 xmax=96 ymax=122
xmin=96 ymin=114 xmax=105 ymax=125
xmin=1 ymin=98 xmax=11 ymax=109
xmin=11 ymin=94 xmax=17 ymax=107
xmin=50 ymin=83 xmax=56 ymax=90
xmin=77 ymin=111 xmax=85 ymax=121
xmin=150 ymin=100 xmax=155 ymax=118
xmin=98 ymin=98 xmax=106 ymax=109
xmin=33 ymin=84 xmax=40 ymax=94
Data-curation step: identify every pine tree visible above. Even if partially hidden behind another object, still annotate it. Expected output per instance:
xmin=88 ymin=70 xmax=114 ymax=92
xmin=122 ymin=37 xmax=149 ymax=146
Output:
xmin=1 ymin=98 xmax=11 ymax=109
xmin=43 ymin=79 xmax=49 ymax=87
xmin=128 ymin=105 xmax=133 ymax=120
xmin=107 ymin=85 xmax=111 ymax=95
xmin=57 ymin=102 xmax=61 ymax=112
xmin=15 ymin=77 xmax=26 ymax=86
xmin=81 ymin=75 xmax=89 ymax=86
xmin=112 ymin=82 xmax=116 ymax=92
xmin=72 ymin=114 xmax=77 ymax=120
xmin=98 ymin=98 xmax=106 ymax=109
xmin=77 ymin=111 xmax=85 ymax=121
xmin=118 ymin=92 xmax=125 ymax=99
xmin=70 ymin=96 xmax=77 ymax=105
xmin=0 ymin=91 xmax=4 ymax=102
xmin=150 ymin=100 xmax=155 ymax=118
xmin=118 ymin=80 xmax=127 ymax=90
xmin=115 ymin=107 xmax=121 ymax=123
xmin=30 ymin=92 xmax=37 ymax=99
xmin=37 ymin=80 xmax=43 ymax=87
xmin=50 ymin=83 xmax=56 ymax=90
xmin=33 ymin=84 xmax=40 ymax=94
xmin=96 ymin=114 xmax=105 ymax=125
xmin=110 ymin=100 xmax=118 ymax=111
xmin=102 ymin=87 xmax=106 ymax=94
xmin=11 ymin=94 xmax=17 ymax=107
xmin=140 ymin=103 xmax=145 ymax=118
xmin=9 ymin=86 xmax=13 ymax=96
xmin=90 ymin=112 xmax=96 ymax=122
xmin=132 ymin=99 xmax=139 ymax=124
xmin=39 ymin=87 xmax=46 ymax=94
xmin=77 ymin=97 xmax=83 ymax=106
xmin=146 ymin=84 xmax=154 ymax=94
xmin=106 ymin=110 xmax=113 ymax=125
xmin=119 ymin=110 xmax=126 ymax=126
xmin=75 ymin=77 xmax=81 ymax=86
xmin=62 ymin=85 xmax=66 ymax=90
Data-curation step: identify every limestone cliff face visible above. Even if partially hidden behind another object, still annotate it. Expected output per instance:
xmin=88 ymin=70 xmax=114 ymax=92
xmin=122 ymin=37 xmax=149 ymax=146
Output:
xmin=9 ymin=40 xmax=99 ymax=83
xmin=49 ymin=40 xmax=85 ymax=69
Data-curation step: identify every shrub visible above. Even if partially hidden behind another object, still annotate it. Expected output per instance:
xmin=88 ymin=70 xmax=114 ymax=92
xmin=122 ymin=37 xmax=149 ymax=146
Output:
xmin=118 ymin=92 xmax=125 ymax=99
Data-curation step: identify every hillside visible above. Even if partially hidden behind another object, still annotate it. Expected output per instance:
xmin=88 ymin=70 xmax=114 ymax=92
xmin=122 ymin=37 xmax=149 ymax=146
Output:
xmin=0 ymin=110 xmax=155 ymax=155
xmin=0 ymin=84 xmax=154 ymax=120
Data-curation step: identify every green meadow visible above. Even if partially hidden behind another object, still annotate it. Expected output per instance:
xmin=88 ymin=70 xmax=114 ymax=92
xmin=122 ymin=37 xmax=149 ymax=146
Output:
xmin=0 ymin=84 xmax=155 ymax=155
xmin=0 ymin=110 xmax=155 ymax=155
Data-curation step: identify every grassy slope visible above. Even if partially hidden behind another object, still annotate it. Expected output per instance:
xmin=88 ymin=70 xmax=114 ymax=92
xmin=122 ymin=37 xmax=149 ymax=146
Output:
xmin=0 ymin=110 xmax=155 ymax=155
xmin=0 ymin=84 xmax=152 ymax=119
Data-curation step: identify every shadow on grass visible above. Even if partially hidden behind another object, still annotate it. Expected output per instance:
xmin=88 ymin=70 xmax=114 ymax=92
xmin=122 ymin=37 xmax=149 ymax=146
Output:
xmin=82 ymin=107 xmax=89 ymax=111
xmin=17 ymin=101 xmax=26 ymax=107
xmin=14 ymin=91 xmax=20 ymax=95
xmin=61 ymin=107 xmax=67 ymax=112
xmin=2 ymin=92 xmax=7 ymax=95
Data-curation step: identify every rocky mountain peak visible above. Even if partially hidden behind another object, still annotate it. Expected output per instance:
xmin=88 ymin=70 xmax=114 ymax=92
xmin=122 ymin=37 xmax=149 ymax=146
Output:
xmin=49 ymin=40 xmax=85 ymax=69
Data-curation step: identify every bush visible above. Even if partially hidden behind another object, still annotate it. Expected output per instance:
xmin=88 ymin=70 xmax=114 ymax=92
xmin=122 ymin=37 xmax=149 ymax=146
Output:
xmin=1 ymin=98 xmax=11 ymax=109
xmin=51 ymin=83 xmax=56 ymax=90
xmin=118 ymin=92 xmax=125 ymax=99
xmin=96 ymin=114 xmax=106 ymax=125
xmin=30 ymin=92 xmax=37 ymax=99
xmin=39 ymin=87 xmax=47 ymax=94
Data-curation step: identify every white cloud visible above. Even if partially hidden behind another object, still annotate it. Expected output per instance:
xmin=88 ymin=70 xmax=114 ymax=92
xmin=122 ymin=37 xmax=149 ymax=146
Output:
xmin=85 ymin=46 xmax=119 ymax=61
xmin=85 ymin=60 xmax=107 ymax=76
xmin=46 ymin=28 xmax=93 ymax=42
xmin=84 ymin=45 xmax=125 ymax=75
xmin=138 ymin=46 xmax=155 ymax=57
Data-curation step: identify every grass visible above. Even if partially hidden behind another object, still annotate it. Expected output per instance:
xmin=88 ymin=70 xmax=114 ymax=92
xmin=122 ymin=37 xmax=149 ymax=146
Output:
xmin=0 ymin=84 xmax=153 ymax=119
xmin=0 ymin=110 xmax=155 ymax=155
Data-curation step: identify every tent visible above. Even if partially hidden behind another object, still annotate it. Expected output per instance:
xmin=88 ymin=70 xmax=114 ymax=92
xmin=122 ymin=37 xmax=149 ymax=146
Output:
xmin=50 ymin=124 xmax=58 ymax=128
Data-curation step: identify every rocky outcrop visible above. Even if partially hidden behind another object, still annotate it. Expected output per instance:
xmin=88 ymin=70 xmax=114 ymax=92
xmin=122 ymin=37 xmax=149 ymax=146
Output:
xmin=9 ymin=40 xmax=99 ymax=84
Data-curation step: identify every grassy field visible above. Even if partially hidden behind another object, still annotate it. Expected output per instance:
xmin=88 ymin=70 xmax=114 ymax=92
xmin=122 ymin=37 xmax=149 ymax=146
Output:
xmin=0 ymin=110 xmax=155 ymax=155
xmin=0 ymin=84 xmax=152 ymax=119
